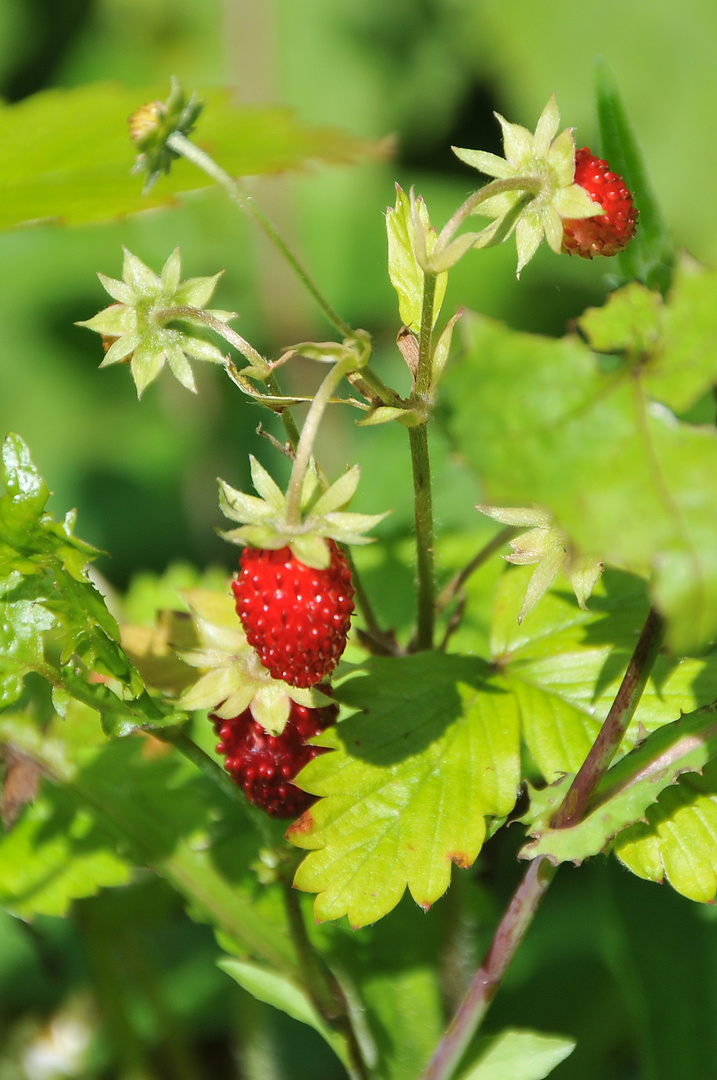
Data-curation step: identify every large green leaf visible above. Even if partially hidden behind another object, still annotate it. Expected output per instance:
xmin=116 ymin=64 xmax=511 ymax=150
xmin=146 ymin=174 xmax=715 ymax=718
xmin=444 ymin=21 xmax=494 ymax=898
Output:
xmin=287 ymin=653 xmax=520 ymax=928
xmin=578 ymin=261 xmax=717 ymax=415
xmin=444 ymin=310 xmax=717 ymax=652
xmin=0 ymin=82 xmax=384 ymax=231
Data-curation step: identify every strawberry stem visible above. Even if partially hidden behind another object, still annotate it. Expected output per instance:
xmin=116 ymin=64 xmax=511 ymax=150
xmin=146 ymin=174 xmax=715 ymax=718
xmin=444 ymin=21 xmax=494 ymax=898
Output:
xmin=432 ymin=176 xmax=541 ymax=264
xmin=155 ymin=305 xmax=271 ymax=374
xmin=166 ymin=132 xmax=354 ymax=339
xmin=280 ymin=874 xmax=372 ymax=1079
xmin=408 ymin=272 xmax=438 ymax=650
xmin=284 ymin=354 xmax=358 ymax=528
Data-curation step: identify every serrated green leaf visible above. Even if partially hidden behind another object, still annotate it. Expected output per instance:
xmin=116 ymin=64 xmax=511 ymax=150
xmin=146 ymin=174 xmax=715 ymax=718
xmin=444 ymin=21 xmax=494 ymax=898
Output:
xmin=458 ymin=1028 xmax=576 ymax=1080
xmin=0 ymin=82 xmax=385 ymax=231
xmin=614 ymin=756 xmax=717 ymax=902
xmin=287 ymin=654 xmax=520 ymax=928
xmin=444 ymin=313 xmax=717 ymax=652
xmin=595 ymin=60 xmax=675 ymax=290
xmin=520 ymin=703 xmax=717 ymax=865
xmin=218 ymin=958 xmax=351 ymax=1070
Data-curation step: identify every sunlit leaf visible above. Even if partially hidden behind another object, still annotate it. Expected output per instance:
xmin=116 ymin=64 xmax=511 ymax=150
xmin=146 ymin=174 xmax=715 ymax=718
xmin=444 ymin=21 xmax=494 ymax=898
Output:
xmin=614 ymin=757 xmax=717 ymax=903
xmin=287 ymin=653 xmax=520 ymax=927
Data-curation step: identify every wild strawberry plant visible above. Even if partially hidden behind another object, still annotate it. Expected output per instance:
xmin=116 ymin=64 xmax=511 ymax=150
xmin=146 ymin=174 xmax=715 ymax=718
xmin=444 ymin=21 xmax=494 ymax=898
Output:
xmin=2 ymin=69 xmax=717 ymax=1079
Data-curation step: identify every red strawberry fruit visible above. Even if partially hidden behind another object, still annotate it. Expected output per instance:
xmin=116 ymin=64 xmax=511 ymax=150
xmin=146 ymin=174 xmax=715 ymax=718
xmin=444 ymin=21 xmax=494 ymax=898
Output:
xmin=212 ymin=697 xmax=337 ymax=817
xmin=232 ymin=540 xmax=355 ymax=688
xmin=562 ymin=147 xmax=637 ymax=259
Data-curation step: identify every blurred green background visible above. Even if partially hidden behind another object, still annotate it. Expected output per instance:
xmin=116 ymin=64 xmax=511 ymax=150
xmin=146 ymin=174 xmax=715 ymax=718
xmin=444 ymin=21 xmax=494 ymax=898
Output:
xmin=2 ymin=1 xmax=717 ymax=1077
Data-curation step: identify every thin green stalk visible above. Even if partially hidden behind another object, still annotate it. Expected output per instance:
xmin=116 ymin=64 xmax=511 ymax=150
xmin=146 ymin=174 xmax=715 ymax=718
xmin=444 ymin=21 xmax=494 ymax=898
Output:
xmin=420 ymin=604 xmax=664 ymax=1080
xmin=284 ymin=355 xmax=357 ymax=526
xmin=432 ymin=176 xmax=541 ymax=263
xmin=156 ymin=305 xmax=270 ymax=373
xmin=167 ymin=131 xmax=353 ymax=338
xmin=408 ymin=424 xmax=435 ymax=651
xmin=265 ymin=373 xmax=301 ymax=452
xmin=408 ymin=271 xmax=437 ymax=650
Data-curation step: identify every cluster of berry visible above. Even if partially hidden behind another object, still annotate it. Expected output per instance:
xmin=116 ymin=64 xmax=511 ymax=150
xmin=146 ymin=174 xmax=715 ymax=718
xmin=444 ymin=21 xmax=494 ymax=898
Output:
xmin=211 ymin=541 xmax=354 ymax=817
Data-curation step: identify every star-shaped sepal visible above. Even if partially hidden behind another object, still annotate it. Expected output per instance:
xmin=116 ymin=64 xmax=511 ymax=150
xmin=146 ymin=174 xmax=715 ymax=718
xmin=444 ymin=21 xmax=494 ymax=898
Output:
xmin=76 ymin=247 xmax=237 ymax=396
xmin=219 ymin=456 xmax=387 ymax=570
xmin=477 ymin=504 xmax=603 ymax=622
xmin=177 ymin=589 xmax=332 ymax=735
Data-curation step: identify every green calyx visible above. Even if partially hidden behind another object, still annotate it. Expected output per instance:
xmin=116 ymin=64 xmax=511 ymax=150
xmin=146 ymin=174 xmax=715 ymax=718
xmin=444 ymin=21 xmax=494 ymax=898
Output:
xmin=219 ymin=456 xmax=387 ymax=570
xmin=452 ymin=95 xmax=604 ymax=276
xmin=477 ymin=504 xmax=604 ymax=622
xmin=177 ymin=589 xmax=330 ymax=735
xmin=129 ymin=77 xmax=203 ymax=192
xmin=76 ymin=247 xmax=236 ymax=396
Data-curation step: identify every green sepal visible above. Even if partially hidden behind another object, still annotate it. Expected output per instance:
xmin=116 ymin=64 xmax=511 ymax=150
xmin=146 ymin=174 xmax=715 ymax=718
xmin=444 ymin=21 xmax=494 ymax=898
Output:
xmin=386 ymin=185 xmax=447 ymax=332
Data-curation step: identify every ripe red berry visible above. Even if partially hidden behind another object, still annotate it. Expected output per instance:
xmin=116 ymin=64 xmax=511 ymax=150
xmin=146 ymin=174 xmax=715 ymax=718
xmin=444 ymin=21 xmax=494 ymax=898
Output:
xmin=212 ymin=698 xmax=337 ymax=817
xmin=232 ymin=540 xmax=355 ymax=688
xmin=562 ymin=147 xmax=637 ymax=259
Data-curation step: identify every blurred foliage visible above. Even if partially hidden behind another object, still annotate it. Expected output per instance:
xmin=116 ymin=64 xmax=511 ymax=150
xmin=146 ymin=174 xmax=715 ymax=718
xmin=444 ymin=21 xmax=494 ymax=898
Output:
xmin=2 ymin=0 xmax=717 ymax=1077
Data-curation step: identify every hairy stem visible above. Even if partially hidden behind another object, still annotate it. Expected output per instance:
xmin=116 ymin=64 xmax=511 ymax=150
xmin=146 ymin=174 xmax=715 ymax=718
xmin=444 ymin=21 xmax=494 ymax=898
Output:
xmin=167 ymin=132 xmax=353 ymax=338
xmin=433 ymin=176 xmax=541 ymax=261
xmin=435 ymin=526 xmax=517 ymax=615
xmin=407 ymin=272 xmax=437 ymax=650
xmin=420 ymin=603 xmax=664 ymax=1080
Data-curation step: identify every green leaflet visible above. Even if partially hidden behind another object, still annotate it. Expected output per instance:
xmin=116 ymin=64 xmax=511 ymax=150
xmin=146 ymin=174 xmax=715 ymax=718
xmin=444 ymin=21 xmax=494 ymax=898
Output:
xmin=0 ymin=783 xmax=132 ymax=918
xmin=218 ymin=958 xmax=353 ymax=1072
xmin=443 ymin=309 xmax=717 ymax=652
xmin=458 ymin=1028 xmax=576 ymax=1080
xmin=614 ymin=757 xmax=717 ymax=903
xmin=0 ymin=82 xmax=384 ymax=231
xmin=578 ymin=260 xmax=717 ymax=415
xmin=287 ymin=653 xmax=520 ymax=928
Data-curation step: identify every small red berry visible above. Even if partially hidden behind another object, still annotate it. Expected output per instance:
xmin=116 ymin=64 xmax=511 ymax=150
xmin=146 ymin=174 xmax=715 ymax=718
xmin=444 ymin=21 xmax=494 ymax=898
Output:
xmin=232 ymin=540 xmax=355 ymax=688
xmin=562 ymin=147 xmax=638 ymax=259
xmin=212 ymin=698 xmax=337 ymax=817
